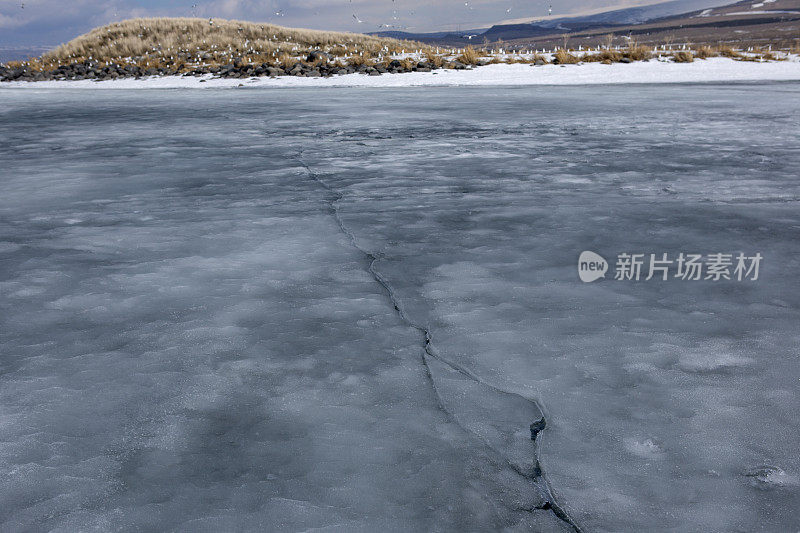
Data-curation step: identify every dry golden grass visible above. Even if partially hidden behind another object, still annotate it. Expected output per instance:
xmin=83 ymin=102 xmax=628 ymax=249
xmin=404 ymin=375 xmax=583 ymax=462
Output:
xmin=624 ymin=44 xmax=651 ymax=61
xmin=481 ymin=52 xmax=549 ymax=65
xmin=456 ymin=46 xmax=480 ymax=65
xmin=347 ymin=52 xmax=374 ymax=67
xmin=672 ymin=51 xmax=694 ymax=63
xmin=716 ymin=45 xmax=741 ymax=59
xmin=40 ymin=17 xmax=426 ymax=67
xmin=740 ymin=49 xmax=783 ymax=61
xmin=276 ymin=52 xmax=297 ymax=69
xmin=694 ymin=45 xmax=717 ymax=59
xmin=424 ymin=50 xmax=444 ymax=68
xmin=553 ymin=49 xmax=580 ymax=64
xmin=582 ymin=49 xmax=622 ymax=63
xmin=579 ymin=43 xmax=648 ymax=63
xmin=380 ymin=57 xmax=415 ymax=69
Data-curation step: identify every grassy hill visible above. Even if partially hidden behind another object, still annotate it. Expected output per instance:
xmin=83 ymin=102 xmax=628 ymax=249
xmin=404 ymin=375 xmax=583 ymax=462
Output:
xmin=41 ymin=17 xmax=426 ymax=69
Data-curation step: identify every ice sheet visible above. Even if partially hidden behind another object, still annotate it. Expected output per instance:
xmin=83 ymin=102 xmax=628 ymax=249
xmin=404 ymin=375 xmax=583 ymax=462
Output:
xmin=1 ymin=85 xmax=799 ymax=531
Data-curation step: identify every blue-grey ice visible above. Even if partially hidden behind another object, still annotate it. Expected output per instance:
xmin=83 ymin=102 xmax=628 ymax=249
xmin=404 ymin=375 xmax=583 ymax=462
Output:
xmin=1 ymin=84 xmax=799 ymax=532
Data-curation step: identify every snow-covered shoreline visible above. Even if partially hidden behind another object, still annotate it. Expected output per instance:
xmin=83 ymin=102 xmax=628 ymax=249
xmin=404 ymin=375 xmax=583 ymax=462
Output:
xmin=2 ymin=57 xmax=800 ymax=89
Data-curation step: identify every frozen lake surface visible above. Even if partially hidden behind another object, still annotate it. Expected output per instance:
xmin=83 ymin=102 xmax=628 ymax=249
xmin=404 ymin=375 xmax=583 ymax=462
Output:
xmin=1 ymin=85 xmax=799 ymax=532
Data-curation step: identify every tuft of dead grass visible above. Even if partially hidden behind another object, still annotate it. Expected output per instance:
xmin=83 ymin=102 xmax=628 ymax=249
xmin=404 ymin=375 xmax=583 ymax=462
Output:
xmin=424 ymin=51 xmax=444 ymax=68
xmin=716 ymin=46 xmax=741 ymax=59
xmin=456 ymin=46 xmax=480 ymax=65
xmin=276 ymin=53 xmax=296 ymax=69
xmin=694 ymin=45 xmax=717 ymax=59
xmin=624 ymin=44 xmax=651 ymax=61
xmin=582 ymin=49 xmax=621 ymax=63
xmin=347 ymin=52 xmax=373 ymax=67
xmin=381 ymin=57 xmax=415 ymax=70
xmin=553 ymin=49 xmax=580 ymax=64
xmin=760 ymin=51 xmax=776 ymax=61
xmin=532 ymin=53 xmax=549 ymax=64
xmin=672 ymin=51 xmax=694 ymax=63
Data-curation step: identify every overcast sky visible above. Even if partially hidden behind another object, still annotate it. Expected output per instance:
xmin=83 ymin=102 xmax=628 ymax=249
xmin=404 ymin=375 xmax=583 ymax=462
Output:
xmin=1 ymin=0 xmax=672 ymax=47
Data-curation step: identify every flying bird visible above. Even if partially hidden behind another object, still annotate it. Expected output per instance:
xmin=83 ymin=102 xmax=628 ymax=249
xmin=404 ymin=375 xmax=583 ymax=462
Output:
xmin=353 ymin=13 xmax=363 ymax=23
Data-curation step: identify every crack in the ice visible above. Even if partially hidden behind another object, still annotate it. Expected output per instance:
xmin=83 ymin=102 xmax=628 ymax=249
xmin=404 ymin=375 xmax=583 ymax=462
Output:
xmin=295 ymin=154 xmax=583 ymax=533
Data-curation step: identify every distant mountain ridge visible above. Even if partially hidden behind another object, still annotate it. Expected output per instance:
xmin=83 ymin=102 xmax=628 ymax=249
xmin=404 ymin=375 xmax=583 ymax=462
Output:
xmin=369 ymin=0 xmax=739 ymax=44
xmin=535 ymin=0 xmax=738 ymax=25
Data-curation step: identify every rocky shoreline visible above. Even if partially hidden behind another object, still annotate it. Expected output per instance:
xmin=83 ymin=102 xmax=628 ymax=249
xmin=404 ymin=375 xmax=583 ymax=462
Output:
xmin=0 ymin=54 xmax=484 ymax=83
xmin=3 ymin=51 xmax=794 ymax=84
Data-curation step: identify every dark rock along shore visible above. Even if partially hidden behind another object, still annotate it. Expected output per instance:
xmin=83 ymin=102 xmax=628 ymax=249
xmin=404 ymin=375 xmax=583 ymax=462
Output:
xmin=0 ymin=52 xmax=477 ymax=82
